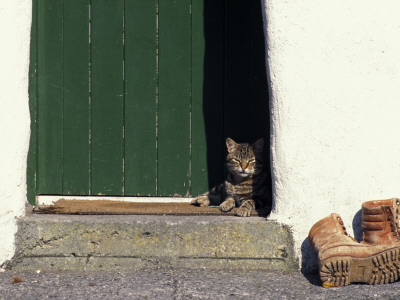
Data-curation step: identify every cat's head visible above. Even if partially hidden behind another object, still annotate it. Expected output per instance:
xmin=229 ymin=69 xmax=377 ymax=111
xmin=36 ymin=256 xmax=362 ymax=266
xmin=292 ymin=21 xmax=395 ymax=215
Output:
xmin=225 ymin=138 xmax=265 ymax=178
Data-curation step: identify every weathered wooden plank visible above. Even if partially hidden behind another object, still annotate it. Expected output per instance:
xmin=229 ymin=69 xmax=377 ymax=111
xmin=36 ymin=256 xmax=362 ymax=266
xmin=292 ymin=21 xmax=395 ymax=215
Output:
xmin=27 ymin=0 xmax=38 ymax=204
xmin=37 ymin=195 xmax=192 ymax=206
xmin=36 ymin=0 xmax=64 ymax=194
xmin=124 ymin=0 xmax=157 ymax=196
xmin=157 ymin=0 xmax=191 ymax=196
xmin=63 ymin=0 xmax=90 ymax=195
xmin=91 ymin=0 xmax=124 ymax=195
xmin=191 ymin=0 xmax=225 ymax=195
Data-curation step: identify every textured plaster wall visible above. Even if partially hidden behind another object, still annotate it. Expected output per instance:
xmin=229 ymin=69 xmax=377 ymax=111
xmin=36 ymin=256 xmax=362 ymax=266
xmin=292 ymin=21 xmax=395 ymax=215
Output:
xmin=2 ymin=0 xmax=400 ymax=273
xmin=0 ymin=0 xmax=32 ymax=266
xmin=262 ymin=0 xmax=400 ymax=271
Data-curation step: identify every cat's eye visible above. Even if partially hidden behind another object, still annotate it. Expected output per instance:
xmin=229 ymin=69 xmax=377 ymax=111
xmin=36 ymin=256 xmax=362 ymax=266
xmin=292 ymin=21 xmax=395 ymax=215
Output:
xmin=249 ymin=159 xmax=256 ymax=163
xmin=230 ymin=158 xmax=240 ymax=163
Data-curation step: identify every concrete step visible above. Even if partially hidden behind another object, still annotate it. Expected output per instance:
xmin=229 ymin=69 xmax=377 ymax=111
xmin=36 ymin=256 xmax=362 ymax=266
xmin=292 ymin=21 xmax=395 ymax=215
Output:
xmin=7 ymin=214 xmax=298 ymax=272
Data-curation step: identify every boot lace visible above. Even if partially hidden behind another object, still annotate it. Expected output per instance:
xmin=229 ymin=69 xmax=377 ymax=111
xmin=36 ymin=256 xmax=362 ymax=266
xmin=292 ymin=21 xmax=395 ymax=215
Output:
xmin=389 ymin=199 xmax=400 ymax=242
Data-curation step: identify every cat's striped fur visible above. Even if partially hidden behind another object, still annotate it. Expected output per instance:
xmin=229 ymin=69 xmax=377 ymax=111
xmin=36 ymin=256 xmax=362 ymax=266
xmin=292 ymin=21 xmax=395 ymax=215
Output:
xmin=191 ymin=138 xmax=269 ymax=217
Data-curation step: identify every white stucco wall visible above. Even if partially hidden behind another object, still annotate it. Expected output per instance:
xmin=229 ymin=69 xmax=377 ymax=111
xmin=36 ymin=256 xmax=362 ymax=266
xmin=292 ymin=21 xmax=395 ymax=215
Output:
xmin=263 ymin=0 xmax=400 ymax=271
xmin=2 ymin=0 xmax=400 ymax=273
xmin=0 ymin=0 xmax=32 ymax=267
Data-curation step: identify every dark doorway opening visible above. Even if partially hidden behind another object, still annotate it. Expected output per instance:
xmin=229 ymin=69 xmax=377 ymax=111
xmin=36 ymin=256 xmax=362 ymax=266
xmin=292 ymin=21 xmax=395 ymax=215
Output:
xmin=202 ymin=0 xmax=271 ymax=205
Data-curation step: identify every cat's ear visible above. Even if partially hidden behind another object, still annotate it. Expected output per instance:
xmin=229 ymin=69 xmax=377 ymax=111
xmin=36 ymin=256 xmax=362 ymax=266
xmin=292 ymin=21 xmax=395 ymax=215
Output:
xmin=253 ymin=138 xmax=264 ymax=153
xmin=226 ymin=138 xmax=238 ymax=153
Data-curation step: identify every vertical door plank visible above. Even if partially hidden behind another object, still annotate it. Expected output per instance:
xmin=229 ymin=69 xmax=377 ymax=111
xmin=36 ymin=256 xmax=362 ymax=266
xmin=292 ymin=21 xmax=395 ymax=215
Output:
xmin=191 ymin=0 xmax=207 ymax=196
xmin=224 ymin=0 xmax=253 ymax=143
xmin=37 ymin=0 xmax=64 ymax=194
xmin=63 ymin=0 xmax=90 ymax=195
xmin=124 ymin=0 xmax=157 ymax=196
xmin=27 ymin=0 xmax=38 ymax=204
xmin=91 ymin=0 xmax=124 ymax=195
xmin=158 ymin=0 xmax=191 ymax=196
xmin=191 ymin=0 xmax=225 ymax=195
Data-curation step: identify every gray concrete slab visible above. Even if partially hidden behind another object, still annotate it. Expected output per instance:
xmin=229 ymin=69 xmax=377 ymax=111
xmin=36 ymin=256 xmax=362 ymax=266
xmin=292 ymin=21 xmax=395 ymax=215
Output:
xmin=1 ymin=269 xmax=399 ymax=300
xmin=7 ymin=214 xmax=298 ymax=272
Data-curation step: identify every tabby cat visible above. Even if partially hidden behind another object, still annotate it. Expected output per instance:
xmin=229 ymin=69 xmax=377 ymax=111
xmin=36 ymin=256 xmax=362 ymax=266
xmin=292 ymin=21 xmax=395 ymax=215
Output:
xmin=191 ymin=137 xmax=269 ymax=217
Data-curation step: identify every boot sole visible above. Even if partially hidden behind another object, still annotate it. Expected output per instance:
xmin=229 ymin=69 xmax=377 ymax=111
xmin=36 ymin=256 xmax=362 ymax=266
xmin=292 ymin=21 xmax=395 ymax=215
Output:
xmin=320 ymin=248 xmax=400 ymax=286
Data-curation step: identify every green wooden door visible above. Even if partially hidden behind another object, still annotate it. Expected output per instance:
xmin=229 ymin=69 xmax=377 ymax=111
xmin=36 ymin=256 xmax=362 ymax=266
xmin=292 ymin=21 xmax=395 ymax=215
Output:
xmin=28 ymin=0 xmax=269 ymax=204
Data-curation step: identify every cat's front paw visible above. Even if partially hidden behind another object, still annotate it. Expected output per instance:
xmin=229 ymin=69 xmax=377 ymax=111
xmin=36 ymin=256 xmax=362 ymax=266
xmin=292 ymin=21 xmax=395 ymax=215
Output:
xmin=219 ymin=198 xmax=235 ymax=212
xmin=236 ymin=207 xmax=252 ymax=217
xmin=191 ymin=196 xmax=210 ymax=207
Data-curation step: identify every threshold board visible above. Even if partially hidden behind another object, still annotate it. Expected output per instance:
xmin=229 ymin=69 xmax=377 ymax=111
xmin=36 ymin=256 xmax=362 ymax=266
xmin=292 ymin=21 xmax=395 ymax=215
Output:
xmin=37 ymin=195 xmax=193 ymax=206
xmin=34 ymin=199 xmax=270 ymax=216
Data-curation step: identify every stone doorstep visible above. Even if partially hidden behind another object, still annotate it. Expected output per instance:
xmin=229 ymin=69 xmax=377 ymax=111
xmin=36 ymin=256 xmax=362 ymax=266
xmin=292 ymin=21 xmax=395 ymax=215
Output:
xmin=6 ymin=214 xmax=298 ymax=272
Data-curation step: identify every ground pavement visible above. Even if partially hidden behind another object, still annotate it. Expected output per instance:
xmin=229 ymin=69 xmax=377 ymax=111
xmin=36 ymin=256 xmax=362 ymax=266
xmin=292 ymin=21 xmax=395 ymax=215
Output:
xmin=1 ymin=268 xmax=400 ymax=300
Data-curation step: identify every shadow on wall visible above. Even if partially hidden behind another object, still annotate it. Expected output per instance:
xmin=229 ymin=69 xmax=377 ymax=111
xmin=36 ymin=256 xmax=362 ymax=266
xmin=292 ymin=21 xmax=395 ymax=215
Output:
xmin=202 ymin=0 xmax=271 ymax=207
xmin=352 ymin=209 xmax=363 ymax=242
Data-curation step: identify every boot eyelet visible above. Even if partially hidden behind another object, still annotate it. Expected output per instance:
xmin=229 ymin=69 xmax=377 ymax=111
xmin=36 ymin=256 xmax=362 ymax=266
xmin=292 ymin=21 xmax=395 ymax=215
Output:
xmin=391 ymin=221 xmax=394 ymax=226
xmin=339 ymin=221 xmax=343 ymax=225
xmin=397 ymin=200 xmax=400 ymax=205
xmin=394 ymin=232 xmax=398 ymax=236
xmin=342 ymin=226 xmax=346 ymax=230
xmin=388 ymin=216 xmax=393 ymax=221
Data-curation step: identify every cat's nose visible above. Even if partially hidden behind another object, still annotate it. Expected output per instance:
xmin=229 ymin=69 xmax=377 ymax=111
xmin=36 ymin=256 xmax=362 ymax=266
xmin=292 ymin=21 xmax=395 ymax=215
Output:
xmin=241 ymin=162 xmax=248 ymax=170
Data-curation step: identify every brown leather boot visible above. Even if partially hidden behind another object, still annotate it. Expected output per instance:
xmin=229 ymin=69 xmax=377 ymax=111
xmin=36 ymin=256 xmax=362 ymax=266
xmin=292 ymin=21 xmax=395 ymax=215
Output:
xmin=309 ymin=213 xmax=400 ymax=286
xmin=362 ymin=198 xmax=400 ymax=245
